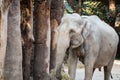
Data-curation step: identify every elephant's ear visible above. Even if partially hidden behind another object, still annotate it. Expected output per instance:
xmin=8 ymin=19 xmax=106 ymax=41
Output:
xmin=82 ymin=21 xmax=91 ymax=39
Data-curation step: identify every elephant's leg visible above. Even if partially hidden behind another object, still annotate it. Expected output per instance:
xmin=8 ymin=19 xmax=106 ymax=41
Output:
xmin=104 ymin=66 xmax=111 ymax=80
xmin=92 ymin=68 xmax=101 ymax=77
xmin=68 ymin=50 xmax=78 ymax=80
xmin=104 ymin=51 xmax=116 ymax=80
xmin=104 ymin=60 xmax=114 ymax=80
xmin=84 ymin=53 xmax=97 ymax=80
xmin=83 ymin=39 xmax=100 ymax=80
xmin=84 ymin=60 xmax=94 ymax=80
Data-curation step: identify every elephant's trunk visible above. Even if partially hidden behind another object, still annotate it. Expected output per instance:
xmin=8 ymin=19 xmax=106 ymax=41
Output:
xmin=55 ymin=42 xmax=68 ymax=70
xmin=55 ymin=32 xmax=70 ymax=78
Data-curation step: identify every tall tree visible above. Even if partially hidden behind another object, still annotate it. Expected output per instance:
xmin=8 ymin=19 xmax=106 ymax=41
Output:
xmin=33 ymin=0 xmax=51 ymax=80
xmin=4 ymin=0 xmax=23 ymax=80
xmin=20 ymin=0 xmax=34 ymax=80
xmin=0 ymin=0 xmax=11 ymax=79
xmin=77 ymin=0 xmax=82 ymax=14
xmin=50 ymin=0 xmax=64 ymax=71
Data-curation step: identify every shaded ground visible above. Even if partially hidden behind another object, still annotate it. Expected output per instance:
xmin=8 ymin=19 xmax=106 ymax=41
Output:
xmin=75 ymin=60 xmax=120 ymax=80
xmin=75 ymin=64 xmax=120 ymax=80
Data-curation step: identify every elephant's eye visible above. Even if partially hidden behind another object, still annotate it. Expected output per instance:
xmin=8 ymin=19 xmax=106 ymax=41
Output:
xmin=70 ymin=29 xmax=75 ymax=33
xmin=69 ymin=29 xmax=76 ymax=37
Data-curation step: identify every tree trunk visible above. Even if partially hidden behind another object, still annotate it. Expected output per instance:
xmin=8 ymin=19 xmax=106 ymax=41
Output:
xmin=4 ymin=0 xmax=23 ymax=80
xmin=20 ymin=0 xmax=34 ymax=80
xmin=0 ymin=0 xmax=11 ymax=79
xmin=33 ymin=0 xmax=51 ymax=80
xmin=50 ymin=0 xmax=64 ymax=71
xmin=77 ymin=0 xmax=82 ymax=14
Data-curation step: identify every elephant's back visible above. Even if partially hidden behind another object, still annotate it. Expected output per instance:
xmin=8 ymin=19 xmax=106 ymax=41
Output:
xmin=98 ymin=19 xmax=119 ymax=47
xmin=94 ymin=26 xmax=119 ymax=68
xmin=85 ymin=15 xmax=119 ymax=45
xmin=84 ymin=15 xmax=119 ymax=67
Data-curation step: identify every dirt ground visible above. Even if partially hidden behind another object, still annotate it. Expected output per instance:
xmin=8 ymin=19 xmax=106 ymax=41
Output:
xmin=31 ymin=60 xmax=120 ymax=80
xmin=74 ymin=60 xmax=120 ymax=80
xmin=64 ymin=60 xmax=120 ymax=80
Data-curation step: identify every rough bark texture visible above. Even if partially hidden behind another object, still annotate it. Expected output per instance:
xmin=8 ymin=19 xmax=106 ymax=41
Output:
xmin=4 ymin=0 xmax=23 ymax=80
xmin=33 ymin=0 xmax=51 ymax=80
xmin=0 ymin=0 xmax=11 ymax=79
xmin=20 ymin=0 xmax=34 ymax=80
xmin=77 ymin=0 xmax=82 ymax=14
xmin=50 ymin=0 xmax=64 ymax=71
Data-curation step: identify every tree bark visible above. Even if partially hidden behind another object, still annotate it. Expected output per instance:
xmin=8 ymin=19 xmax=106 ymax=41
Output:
xmin=4 ymin=0 xmax=23 ymax=80
xmin=20 ymin=0 xmax=34 ymax=80
xmin=33 ymin=0 xmax=51 ymax=80
xmin=77 ymin=0 xmax=82 ymax=14
xmin=0 ymin=0 xmax=11 ymax=79
xmin=50 ymin=0 xmax=64 ymax=71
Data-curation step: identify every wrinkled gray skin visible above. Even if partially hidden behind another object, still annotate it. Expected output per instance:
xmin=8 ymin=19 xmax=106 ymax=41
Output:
xmin=55 ymin=13 xmax=119 ymax=80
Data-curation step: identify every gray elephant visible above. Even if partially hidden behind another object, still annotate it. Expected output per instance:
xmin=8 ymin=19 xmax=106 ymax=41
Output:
xmin=55 ymin=13 xmax=119 ymax=80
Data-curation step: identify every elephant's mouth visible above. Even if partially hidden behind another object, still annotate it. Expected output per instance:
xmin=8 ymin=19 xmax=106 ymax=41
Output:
xmin=70 ymin=40 xmax=82 ymax=48
xmin=70 ymin=35 xmax=84 ymax=48
xmin=71 ymin=44 xmax=80 ymax=48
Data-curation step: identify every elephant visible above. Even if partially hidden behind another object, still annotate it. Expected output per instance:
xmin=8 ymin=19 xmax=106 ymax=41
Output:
xmin=55 ymin=13 xmax=119 ymax=80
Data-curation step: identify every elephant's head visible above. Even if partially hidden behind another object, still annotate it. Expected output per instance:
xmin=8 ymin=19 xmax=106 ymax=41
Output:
xmin=55 ymin=13 xmax=91 ymax=78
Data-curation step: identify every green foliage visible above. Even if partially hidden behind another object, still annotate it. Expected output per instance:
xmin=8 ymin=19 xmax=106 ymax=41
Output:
xmin=82 ymin=1 xmax=115 ymax=25
xmin=115 ymin=5 xmax=120 ymax=58
xmin=82 ymin=1 xmax=102 ymax=15
xmin=64 ymin=0 xmax=74 ymax=13
xmin=64 ymin=1 xmax=119 ymax=26
xmin=64 ymin=1 xmax=108 ymax=19
xmin=116 ymin=5 xmax=120 ymax=13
